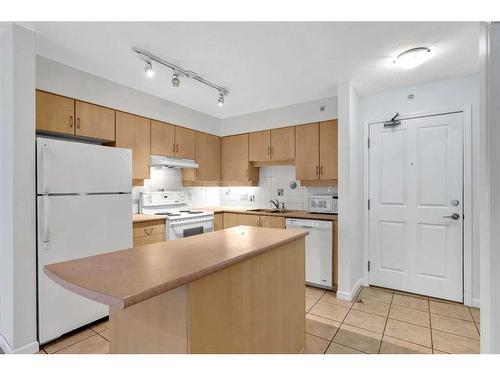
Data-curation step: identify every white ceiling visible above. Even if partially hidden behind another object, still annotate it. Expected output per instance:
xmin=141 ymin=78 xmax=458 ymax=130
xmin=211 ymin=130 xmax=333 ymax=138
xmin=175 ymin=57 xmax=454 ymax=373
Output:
xmin=23 ymin=22 xmax=479 ymax=119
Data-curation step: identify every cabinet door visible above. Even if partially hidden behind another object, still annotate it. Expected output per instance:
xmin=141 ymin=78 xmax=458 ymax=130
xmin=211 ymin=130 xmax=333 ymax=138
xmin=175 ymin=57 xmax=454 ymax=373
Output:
xmin=237 ymin=214 xmax=260 ymax=227
xmin=295 ymin=123 xmax=320 ymax=180
xmin=319 ymin=120 xmax=338 ymax=180
xmin=151 ymin=120 xmax=175 ymax=157
xmin=195 ymin=132 xmax=220 ymax=181
xmin=115 ymin=112 xmax=151 ymax=180
xmin=260 ymin=215 xmax=285 ymax=229
xmin=175 ymin=126 xmax=195 ymax=159
xmin=75 ymin=101 xmax=115 ymax=141
xmin=249 ymin=130 xmax=270 ymax=161
xmin=36 ymin=91 xmax=75 ymax=135
xmin=270 ymin=127 xmax=295 ymax=161
xmin=214 ymin=213 xmax=223 ymax=231
xmin=223 ymin=213 xmax=238 ymax=229
xmin=221 ymin=134 xmax=250 ymax=181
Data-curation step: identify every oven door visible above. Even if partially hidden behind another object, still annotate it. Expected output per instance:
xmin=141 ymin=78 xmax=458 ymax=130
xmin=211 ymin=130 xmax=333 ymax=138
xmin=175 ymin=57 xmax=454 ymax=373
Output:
xmin=167 ymin=217 xmax=214 ymax=240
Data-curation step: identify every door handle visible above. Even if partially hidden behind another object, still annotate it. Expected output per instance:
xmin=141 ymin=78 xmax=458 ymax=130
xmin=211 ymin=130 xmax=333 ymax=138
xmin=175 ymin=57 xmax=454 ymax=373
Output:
xmin=42 ymin=196 xmax=51 ymax=250
xmin=41 ymin=143 xmax=49 ymax=194
xmin=443 ymin=213 xmax=460 ymax=220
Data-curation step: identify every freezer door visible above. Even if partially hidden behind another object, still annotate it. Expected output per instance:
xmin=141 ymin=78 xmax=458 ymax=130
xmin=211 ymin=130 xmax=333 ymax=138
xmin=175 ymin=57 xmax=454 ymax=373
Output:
xmin=37 ymin=194 xmax=132 ymax=343
xmin=37 ymin=137 xmax=132 ymax=194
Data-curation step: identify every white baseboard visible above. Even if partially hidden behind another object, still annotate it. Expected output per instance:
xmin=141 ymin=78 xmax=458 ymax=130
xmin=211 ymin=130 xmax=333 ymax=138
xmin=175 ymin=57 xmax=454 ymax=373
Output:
xmin=336 ymin=278 xmax=363 ymax=301
xmin=0 ymin=335 xmax=39 ymax=354
xmin=471 ymin=298 xmax=480 ymax=309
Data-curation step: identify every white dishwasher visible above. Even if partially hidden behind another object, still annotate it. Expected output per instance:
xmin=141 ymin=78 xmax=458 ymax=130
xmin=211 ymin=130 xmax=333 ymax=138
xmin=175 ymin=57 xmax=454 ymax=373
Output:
xmin=285 ymin=218 xmax=333 ymax=290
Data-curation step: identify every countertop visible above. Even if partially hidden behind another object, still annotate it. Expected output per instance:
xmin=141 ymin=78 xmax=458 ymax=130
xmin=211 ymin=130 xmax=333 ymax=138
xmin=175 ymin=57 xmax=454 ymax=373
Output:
xmin=44 ymin=226 xmax=308 ymax=309
xmin=132 ymin=214 xmax=167 ymax=223
xmin=196 ymin=207 xmax=338 ymax=221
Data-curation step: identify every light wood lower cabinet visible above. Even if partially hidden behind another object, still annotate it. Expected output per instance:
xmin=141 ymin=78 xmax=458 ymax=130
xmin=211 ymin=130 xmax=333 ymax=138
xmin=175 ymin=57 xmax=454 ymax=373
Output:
xmin=213 ymin=213 xmax=223 ymax=231
xmin=133 ymin=220 xmax=165 ymax=247
xmin=237 ymin=214 xmax=260 ymax=227
xmin=226 ymin=213 xmax=285 ymax=229
xmin=260 ymin=215 xmax=285 ymax=229
xmin=223 ymin=213 xmax=238 ymax=229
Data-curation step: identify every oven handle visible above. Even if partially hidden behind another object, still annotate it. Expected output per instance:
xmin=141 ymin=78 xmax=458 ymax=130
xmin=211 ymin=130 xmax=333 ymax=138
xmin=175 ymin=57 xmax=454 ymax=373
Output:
xmin=169 ymin=217 xmax=214 ymax=227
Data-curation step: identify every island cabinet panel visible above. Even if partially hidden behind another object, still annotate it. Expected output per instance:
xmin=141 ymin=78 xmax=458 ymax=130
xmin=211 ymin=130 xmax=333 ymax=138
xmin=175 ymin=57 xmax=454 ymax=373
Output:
xmin=295 ymin=123 xmax=320 ymax=180
xmin=319 ymin=120 xmax=338 ymax=180
xmin=75 ymin=101 xmax=115 ymax=141
xmin=260 ymin=215 xmax=285 ymax=229
xmin=249 ymin=130 xmax=271 ymax=161
xmin=270 ymin=126 xmax=295 ymax=161
xmin=150 ymin=120 xmax=175 ymax=157
xmin=221 ymin=134 xmax=259 ymax=185
xmin=213 ymin=213 xmax=223 ymax=231
xmin=115 ymin=112 xmax=151 ymax=181
xmin=182 ymin=131 xmax=220 ymax=185
xmin=223 ymin=213 xmax=238 ymax=229
xmin=237 ymin=213 xmax=260 ymax=227
xmin=175 ymin=126 xmax=195 ymax=160
xmin=188 ymin=238 xmax=305 ymax=353
xmin=36 ymin=90 xmax=75 ymax=135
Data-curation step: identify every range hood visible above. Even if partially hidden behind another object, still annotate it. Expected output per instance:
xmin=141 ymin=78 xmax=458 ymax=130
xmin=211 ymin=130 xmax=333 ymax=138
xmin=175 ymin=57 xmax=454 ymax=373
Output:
xmin=150 ymin=155 xmax=199 ymax=169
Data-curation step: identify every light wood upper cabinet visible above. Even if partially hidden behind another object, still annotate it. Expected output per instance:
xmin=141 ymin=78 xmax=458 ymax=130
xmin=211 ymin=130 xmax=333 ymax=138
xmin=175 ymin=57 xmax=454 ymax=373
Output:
xmin=270 ymin=126 xmax=295 ymax=161
xmin=175 ymin=127 xmax=195 ymax=159
xmin=151 ymin=120 xmax=175 ymax=157
xmin=36 ymin=91 xmax=75 ymax=135
xmin=115 ymin=111 xmax=151 ymax=181
xmin=75 ymin=101 xmax=115 ymax=141
xmin=221 ymin=134 xmax=258 ymax=184
xmin=182 ymin=131 xmax=221 ymax=184
xmin=295 ymin=123 xmax=320 ymax=180
xmin=319 ymin=120 xmax=338 ymax=180
xmin=249 ymin=130 xmax=271 ymax=161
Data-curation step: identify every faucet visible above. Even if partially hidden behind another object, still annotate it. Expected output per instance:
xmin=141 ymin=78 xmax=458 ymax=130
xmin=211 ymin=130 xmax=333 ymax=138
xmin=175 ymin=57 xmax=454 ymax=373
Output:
xmin=270 ymin=199 xmax=280 ymax=210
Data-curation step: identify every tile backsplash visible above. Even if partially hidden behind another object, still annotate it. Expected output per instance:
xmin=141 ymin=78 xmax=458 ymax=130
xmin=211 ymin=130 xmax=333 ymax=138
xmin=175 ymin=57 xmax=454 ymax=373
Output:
xmin=132 ymin=165 xmax=337 ymax=212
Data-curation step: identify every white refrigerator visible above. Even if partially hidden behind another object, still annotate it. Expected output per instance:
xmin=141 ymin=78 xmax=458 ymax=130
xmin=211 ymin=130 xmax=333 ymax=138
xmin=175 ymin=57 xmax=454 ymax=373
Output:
xmin=36 ymin=137 xmax=132 ymax=344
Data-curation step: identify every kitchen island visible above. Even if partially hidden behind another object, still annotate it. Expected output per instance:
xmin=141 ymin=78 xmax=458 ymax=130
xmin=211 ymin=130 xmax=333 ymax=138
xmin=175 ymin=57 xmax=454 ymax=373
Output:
xmin=44 ymin=226 xmax=307 ymax=354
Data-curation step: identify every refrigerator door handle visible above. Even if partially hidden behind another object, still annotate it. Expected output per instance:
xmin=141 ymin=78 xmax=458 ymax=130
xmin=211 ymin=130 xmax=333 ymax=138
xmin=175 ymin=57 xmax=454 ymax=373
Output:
xmin=41 ymin=143 xmax=49 ymax=194
xmin=42 ymin=196 xmax=51 ymax=250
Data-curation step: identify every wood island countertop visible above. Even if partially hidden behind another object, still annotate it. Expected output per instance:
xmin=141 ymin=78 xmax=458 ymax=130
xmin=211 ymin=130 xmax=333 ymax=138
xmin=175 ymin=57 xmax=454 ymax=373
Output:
xmin=44 ymin=226 xmax=308 ymax=310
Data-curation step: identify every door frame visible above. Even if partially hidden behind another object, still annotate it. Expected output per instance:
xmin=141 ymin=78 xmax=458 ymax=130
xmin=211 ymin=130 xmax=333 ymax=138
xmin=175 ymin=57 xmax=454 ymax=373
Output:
xmin=362 ymin=106 xmax=473 ymax=306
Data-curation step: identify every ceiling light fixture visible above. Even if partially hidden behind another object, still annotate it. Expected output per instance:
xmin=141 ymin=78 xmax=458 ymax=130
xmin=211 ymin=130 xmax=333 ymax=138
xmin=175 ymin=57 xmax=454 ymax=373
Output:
xmin=393 ymin=47 xmax=431 ymax=69
xmin=133 ymin=47 xmax=228 ymax=106
xmin=172 ymin=72 xmax=181 ymax=87
xmin=218 ymin=91 xmax=224 ymax=107
xmin=144 ymin=61 xmax=155 ymax=78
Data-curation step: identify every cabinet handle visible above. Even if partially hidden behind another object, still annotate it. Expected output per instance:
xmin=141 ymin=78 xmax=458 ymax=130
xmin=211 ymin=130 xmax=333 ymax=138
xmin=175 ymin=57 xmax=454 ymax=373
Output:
xmin=320 ymin=165 xmax=323 ymax=175
xmin=267 ymin=146 xmax=270 ymax=155
xmin=144 ymin=228 xmax=154 ymax=236
xmin=270 ymin=146 xmax=273 ymax=155
xmin=76 ymin=117 xmax=80 ymax=129
xmin=69 ymin=116 xmax=73 ymax=128
xmin=176 ymin=144 xmax=179 ymax=153
xmin=172 ymin=144 xmax=176 ymax=153
xmin=316 ymin=166 xmax=319 ymax=175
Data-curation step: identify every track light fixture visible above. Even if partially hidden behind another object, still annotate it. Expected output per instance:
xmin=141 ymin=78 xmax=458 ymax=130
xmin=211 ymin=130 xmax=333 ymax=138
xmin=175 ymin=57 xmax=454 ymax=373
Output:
xmin=133 ymin=47 xmax=228 ymax=107
xmin=171 ymin=72 xmax=181 ymax=87
xmin=144 ymin=61 xmax=155 ymax=78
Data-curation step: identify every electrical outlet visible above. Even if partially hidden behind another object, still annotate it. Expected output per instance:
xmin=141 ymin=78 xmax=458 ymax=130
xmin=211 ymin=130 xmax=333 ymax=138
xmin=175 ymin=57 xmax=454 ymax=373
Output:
xmin=249 ymin=195 xmax=255 ymax=202
xmin=277 ymin=188 xmax=284 ymax=196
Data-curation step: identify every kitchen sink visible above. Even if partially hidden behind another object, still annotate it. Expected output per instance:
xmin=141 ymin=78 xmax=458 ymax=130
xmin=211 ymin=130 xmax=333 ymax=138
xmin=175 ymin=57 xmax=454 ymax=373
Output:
xmin=246 ymin=208 xmax=296 ymax=214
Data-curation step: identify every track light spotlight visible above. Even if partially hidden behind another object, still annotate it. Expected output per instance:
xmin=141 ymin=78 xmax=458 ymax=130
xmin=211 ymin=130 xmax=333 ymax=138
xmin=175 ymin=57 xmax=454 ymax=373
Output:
xmin=144 ymin=61 xmax=155 ymax=78
xmin=218 ymin=91 xmax=224 ymax=107
xmin=172 ymin=73 xmax=181 ymax=87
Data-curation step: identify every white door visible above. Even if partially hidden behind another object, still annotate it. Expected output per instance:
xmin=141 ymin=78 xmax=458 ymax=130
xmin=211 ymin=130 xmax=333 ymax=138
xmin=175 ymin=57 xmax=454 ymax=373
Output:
xmin=37 ymin=194 xmax=132 ymax=343
xmin=37 ymin=137 xmax=131 ymax=194
xmin=369 ymin=112 xmax=463 ymax=302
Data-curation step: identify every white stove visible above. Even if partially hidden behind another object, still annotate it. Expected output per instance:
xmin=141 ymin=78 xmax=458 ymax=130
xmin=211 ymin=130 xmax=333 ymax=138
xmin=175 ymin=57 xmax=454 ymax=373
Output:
xmin=140 ymin=191 xmax=214 ymax=240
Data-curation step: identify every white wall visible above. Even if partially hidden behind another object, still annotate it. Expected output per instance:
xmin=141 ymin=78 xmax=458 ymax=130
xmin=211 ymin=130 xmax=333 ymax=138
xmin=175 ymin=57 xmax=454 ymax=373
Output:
xmin=0 ymin=24 xmax=38 ymax=354
xmin=36 ymin=56 xmax=221 ymax=136
xmin=220 ymin=96 xmax=338 ymax=136
xmin=360 ymin=74 xmax=481 ymax=306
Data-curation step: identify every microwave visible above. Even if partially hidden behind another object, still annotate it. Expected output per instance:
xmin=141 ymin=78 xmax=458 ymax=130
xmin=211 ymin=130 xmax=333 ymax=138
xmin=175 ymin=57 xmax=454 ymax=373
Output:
xmin=308 ymin=195 xmax=338 ymax=214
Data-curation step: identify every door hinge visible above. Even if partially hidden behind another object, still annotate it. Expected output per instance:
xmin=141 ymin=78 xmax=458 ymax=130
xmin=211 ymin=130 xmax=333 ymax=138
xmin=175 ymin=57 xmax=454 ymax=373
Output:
xmin=368 ymin=261 xmax=371 ymax=272
xmin=368 ymin=199 xmax=371 ymax=210
xmin=367 ymin=137 xmax=370 ymax=148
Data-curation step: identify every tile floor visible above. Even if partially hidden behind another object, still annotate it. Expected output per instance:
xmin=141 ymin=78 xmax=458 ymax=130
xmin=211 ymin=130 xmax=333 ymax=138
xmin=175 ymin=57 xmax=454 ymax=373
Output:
xmin=36 ymin=285 xmax=480 ymax=354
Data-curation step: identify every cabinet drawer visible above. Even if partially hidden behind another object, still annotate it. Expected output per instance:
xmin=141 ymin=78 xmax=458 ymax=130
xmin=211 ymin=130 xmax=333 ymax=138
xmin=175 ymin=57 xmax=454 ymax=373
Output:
xmin=133 ymin=221 xmax=165 ymax=238
xmin=133 ymin=233 xmax=164 ymax=247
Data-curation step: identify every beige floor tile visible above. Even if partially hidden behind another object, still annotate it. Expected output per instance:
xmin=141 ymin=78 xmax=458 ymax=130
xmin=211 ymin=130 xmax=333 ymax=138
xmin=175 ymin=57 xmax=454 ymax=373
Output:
xmin=392 ymin=294 xmax=429 ymax=312
xmin=389 ymin=305 xmax=430 ymax=327
xmin=431 ymin=314 xmax=479 ymax=339
xmin=358 ymin=287 xmax=393 ymax=304
xmin=320 ymin=291 xmax=353 ymax=308
xmin=326 ymin=343 xmax=364 ymax=354
xmin=429 ymin=300 xmax=473 ymax=321
xmin=306 ymin=314 xmax=340 ymax=341
xmin=379 ymin=336 xmax=432 ymax=354
xmin=344 ymin=309 xmax=387 ymax=334
xmin=303 ymin=333 xmax=329 ymax=354
xmin=306 ymin=286 xmax=325 ymax=300
xmin=333 ymin=324 xmax=382 ymax=354
xmin=90 ymin=319 xmax=109 ymax=333
xmin=352 ymin=298 xmax=390 ymax=317
xmin=394 ymin=290 xmax=429 ymax=300
xmin=99 ymin=329 xmax=110 ymax=341
xmin=43 ymin=328 xmax=95 ymax=354
xmin=305 ymin=297 xmax=317 ymax=312
xmin=309 ymin=301 xmax=350 ymax=322
xmin=469 ymin=307 xmax=480 ymax=323
xmin=384 ymin=319 xmax=432 ymax=348
xmin=56 ymin=334 xmax=109 ymax=354
xmin=432 ymin=330 xmax=480 ymax=354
